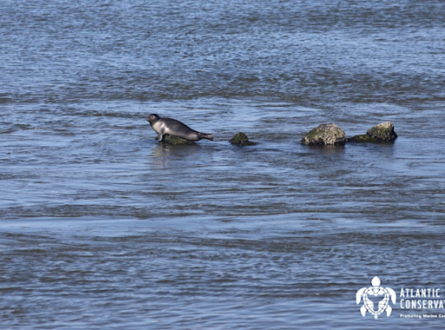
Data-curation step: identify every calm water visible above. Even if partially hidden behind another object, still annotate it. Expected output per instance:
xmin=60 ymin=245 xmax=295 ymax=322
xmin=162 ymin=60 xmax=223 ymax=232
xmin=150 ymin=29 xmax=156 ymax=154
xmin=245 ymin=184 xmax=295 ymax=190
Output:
xmin=1 ymin=0 xmax=445 ymax=329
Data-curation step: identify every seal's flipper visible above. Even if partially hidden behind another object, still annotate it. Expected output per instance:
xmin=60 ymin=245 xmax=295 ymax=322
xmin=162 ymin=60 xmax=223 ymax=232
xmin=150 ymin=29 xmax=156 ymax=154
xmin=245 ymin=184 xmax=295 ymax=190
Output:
xmin=198 ymin=133 xmax=214 ymax=141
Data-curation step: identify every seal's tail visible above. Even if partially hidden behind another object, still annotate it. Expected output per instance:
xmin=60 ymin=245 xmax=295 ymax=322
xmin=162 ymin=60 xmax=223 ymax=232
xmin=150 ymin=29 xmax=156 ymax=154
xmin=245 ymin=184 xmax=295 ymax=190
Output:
xmin=198 ymin=132 xmax=214 ymax=141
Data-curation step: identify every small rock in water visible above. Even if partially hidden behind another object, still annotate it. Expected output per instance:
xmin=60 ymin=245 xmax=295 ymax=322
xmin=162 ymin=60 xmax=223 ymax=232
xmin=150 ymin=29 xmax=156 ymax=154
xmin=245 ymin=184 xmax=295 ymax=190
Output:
xmin=156 ymin=134 xmax=195 ymax=145
xmin=300 ymin=123 xmax=346 ymax=146
xmin=345 ymin=134 xmax=379 ymax=143
xmin=346 ymin=121 xmax=398 ymax=143
xmin=229 ymin=132 xmax=257 ymax=146
xmin=366 ymin=121 xmax=398 ymax=142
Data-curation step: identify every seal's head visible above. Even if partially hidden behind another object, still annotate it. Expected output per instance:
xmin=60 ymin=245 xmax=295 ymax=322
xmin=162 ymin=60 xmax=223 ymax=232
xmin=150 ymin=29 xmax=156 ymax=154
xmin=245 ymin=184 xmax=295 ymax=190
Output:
xmin=147 ymin=114 xmax=161 ymax=125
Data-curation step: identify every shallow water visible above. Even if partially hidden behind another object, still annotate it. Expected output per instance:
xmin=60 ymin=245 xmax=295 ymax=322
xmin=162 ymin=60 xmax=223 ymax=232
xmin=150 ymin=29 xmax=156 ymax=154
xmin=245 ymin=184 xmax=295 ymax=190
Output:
xmin=1 ymin=0 xmax=445 ymax=328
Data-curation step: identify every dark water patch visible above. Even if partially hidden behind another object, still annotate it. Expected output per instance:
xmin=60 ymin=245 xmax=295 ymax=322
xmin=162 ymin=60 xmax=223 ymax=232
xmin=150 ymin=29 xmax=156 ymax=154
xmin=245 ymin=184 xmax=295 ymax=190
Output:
xmin=0 ymin=93 xmax=13 ymax=104
xmin=2 ymin=0 xmax=445 ymax=105
xmin=0 ymin=124 xmax=34 ymax=134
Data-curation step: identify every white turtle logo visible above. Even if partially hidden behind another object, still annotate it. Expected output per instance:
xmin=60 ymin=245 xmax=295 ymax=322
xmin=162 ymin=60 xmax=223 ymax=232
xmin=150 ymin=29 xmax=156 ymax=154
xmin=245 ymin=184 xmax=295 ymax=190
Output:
xmin=356 ymin=276 xmax=396 ymax=319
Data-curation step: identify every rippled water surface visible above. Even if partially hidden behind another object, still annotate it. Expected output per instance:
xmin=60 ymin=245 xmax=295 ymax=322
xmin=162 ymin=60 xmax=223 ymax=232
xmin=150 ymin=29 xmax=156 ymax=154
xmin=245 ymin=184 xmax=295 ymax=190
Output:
xmin=1 ymin=0 xmax=445 ymax=329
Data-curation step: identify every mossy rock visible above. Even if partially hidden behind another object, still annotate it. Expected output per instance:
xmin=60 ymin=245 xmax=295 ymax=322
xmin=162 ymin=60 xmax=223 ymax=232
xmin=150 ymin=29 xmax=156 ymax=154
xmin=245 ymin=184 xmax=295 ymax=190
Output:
xmin=366 ymin=121 xmax=397 ymax=142
xmin=155 ymin=134 xmax=195 ymax=145
xmin=301 ymin=123 xmax=346 ymax=146
xmin=346 ymin=121 xmax=398 ymax=143
xmin=346 ymin=134 xmax=379 ymax=143
xmin=229 ymin=132 xmax=257 ymax=146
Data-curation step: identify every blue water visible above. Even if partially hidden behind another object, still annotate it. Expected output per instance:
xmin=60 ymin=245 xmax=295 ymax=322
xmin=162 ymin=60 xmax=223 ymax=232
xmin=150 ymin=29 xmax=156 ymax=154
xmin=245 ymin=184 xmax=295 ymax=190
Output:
xmin=1 ymin=0 xmax=445 ymax=328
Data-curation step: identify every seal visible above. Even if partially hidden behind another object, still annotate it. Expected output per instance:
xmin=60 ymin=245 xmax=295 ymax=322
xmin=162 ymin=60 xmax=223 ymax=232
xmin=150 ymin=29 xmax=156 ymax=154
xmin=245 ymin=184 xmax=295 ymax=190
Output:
xmin=146 ymin=114 xmax=214 ymax=142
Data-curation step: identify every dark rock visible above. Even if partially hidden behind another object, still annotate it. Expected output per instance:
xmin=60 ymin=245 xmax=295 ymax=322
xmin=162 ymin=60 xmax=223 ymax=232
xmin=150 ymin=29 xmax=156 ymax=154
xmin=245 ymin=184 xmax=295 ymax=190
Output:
xmin=346 ymin=134 xmax=379 ymax=143
xmin=346 ymin=121 xmax=398 ymax=143
xmin=366 ymin=121 xmax=398 ymax=142
xmin=156 ymin=134 xmax=195 ymax=145
xmin=229 ymin=132 xmax=257 ymax=146
xmin=300 ymin=123 xmax=346 ymax=146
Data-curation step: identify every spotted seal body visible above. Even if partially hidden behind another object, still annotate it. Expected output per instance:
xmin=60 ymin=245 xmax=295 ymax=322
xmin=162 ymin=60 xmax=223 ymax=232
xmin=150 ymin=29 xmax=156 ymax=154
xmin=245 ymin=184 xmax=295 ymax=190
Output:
xmin=147 ymin=114 xmax=214 ymax=142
